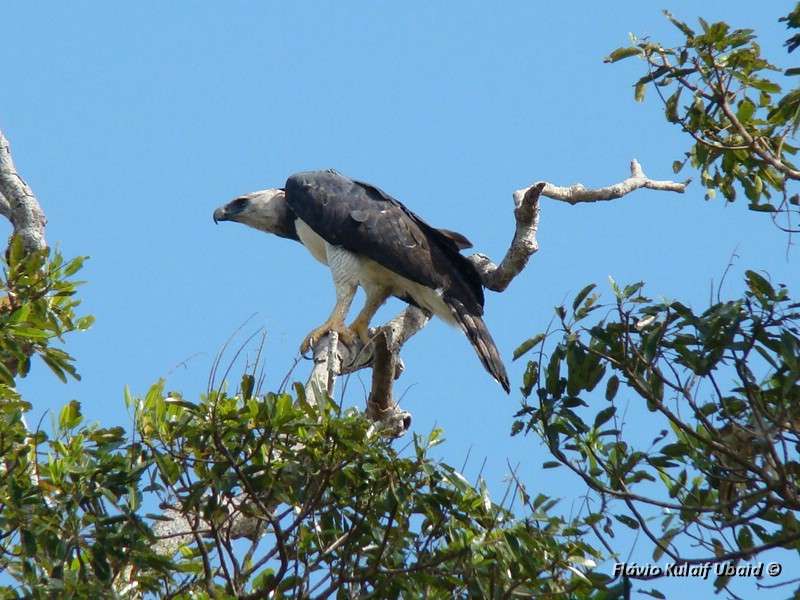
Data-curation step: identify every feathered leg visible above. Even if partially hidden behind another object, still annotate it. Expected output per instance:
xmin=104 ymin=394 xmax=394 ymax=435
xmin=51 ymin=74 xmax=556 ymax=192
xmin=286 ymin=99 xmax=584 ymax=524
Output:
xmin=300 ymin=245 xmax=360 ymax=353
xmin=349 ymin=285 xmax=390 ymax=344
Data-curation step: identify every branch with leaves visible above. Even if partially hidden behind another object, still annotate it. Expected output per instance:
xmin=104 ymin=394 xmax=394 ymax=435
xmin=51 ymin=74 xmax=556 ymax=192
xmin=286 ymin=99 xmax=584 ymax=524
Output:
xmin=605 ymin=10 xmax=800 ymax=229
xmin=139 ymin=378 xmax=602 ymax=598
xmin=513 ymin=271 xmax=800 ymax=595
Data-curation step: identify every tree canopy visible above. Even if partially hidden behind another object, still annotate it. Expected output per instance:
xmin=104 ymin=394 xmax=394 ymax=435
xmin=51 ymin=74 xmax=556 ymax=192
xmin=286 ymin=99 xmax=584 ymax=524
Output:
xmin=1 ymin=4 xmax=799 ymax=599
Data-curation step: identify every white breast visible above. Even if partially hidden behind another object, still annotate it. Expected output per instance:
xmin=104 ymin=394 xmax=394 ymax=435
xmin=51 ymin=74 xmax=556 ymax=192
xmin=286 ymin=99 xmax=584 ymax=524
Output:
xmin=294 ymin=217 xmax=455 ymax=325
xmin=295 ymin=218 xmax=329 ymax=265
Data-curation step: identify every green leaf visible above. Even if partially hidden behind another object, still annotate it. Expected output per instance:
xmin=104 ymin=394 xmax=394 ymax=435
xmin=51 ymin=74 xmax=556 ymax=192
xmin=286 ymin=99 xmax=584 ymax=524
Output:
xmin=155 ymin=454 xmax=180 ymax=485
xmin=635 ymin=81 xmax=646 ymax=103
xmin=513 ymin=334 xmax=545 ymax=361
xmin=0 ymin=361 xmax=15 ymax=385
xmin=615 ymin=514 xmax=640 ymax=529
xmin=653 ymin=528 xmax=680 ymax=561
xmin=59 ymin=400 xmax=83 ymax=430
xmin=10 ymin=327 xmax=50 ymax=339
xmin=748 ymin=78 xmax=780 ymax=93
xmin=76 ymin=315 xmax=95 ymax=330
xmin=608 ymin=275 xmax=622 ymax=299
xmin=62 ymin=256 xmax=86 ymax=277
xmin=542 ymin=461 xmax=562 ymax=469
xmin=737 ymin=526 xmax=753 ymax=551
xmin=572 ymin=284 xmax=597 ymax=313
xmin=605 ymin=375 xmax=620 ymax=401
xmin=749 ymin=202 xmax=777 ymax=212
xmin=736 ymin=97 xmax=756 ymax=123
xmin=745 ymin=270 xmax=775 ymax=300
xmin=665 ymin=88 xmax=682 ymax=123
xmin=623 ymin=281 xmax=644 ymax=299
xmin=164 ymin=396 xmax=199 ymax=412
xmin=594 ymin=406 xmax=616 ymax=429
xmin=663 ymin=10 xmax=695 ymax=38
xmin=604 ymin=47 xmax=642 ymax=63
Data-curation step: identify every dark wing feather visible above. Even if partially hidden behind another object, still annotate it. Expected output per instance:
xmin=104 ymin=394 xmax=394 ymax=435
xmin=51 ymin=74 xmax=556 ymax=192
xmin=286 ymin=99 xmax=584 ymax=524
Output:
xmin=285 ymin=171 xmax=484 ymax=315
xmin=436 ymin=228 xmax=473 ymax=250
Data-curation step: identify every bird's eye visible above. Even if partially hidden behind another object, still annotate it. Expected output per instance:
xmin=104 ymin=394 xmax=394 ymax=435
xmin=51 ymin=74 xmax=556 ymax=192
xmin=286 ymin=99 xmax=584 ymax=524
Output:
xmin=229 ymin=197 xmax=249 ymax=212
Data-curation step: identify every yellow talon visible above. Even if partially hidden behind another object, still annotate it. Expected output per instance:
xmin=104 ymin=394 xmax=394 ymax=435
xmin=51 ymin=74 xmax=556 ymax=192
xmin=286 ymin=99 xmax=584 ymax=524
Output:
xmin=349 ymin=318 xmax=372 ymax=344
xmin=300 ymin=319 xmax=357 ymax=354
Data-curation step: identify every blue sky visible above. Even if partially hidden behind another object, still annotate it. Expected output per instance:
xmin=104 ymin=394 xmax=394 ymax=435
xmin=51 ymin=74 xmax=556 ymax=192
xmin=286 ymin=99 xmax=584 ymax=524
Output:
xmin=2 ymin=2 xmax=797 ymax=597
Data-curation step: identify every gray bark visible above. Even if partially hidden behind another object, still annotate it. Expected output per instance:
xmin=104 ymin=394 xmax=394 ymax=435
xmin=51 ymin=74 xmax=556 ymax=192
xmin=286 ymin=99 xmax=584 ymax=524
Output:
xmin=0 ymin=130 xmax=47 ymax=252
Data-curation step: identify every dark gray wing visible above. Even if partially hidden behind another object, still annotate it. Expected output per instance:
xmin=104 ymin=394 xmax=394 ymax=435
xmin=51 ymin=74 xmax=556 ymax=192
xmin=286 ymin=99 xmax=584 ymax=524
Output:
xmin=285 ymin=170 xmax=484 ymax=315
xmin=436 ymin=228 xmax=473 ymax=250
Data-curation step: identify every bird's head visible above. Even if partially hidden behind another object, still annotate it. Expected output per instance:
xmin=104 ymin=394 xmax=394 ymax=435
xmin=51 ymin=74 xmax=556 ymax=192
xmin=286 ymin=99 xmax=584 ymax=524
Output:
xmin=213 ymin=188 xmax=297 ymax=240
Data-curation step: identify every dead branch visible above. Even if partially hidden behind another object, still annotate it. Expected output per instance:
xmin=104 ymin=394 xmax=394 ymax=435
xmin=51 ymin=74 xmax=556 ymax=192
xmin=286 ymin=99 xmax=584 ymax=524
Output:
xmin=153 ymin=498 xmax=264 ymax=559
xmin=540 ymin=159 xmax=689 ymax=204
xmin=367 ymin=330 xmax=395 ymax=412
xmin=365 ymin=330 xmax=412 ymax=436
xmin=469 ymin=183 xmax=544 ymax=292
xmin=0 ymin=130 xmax=47 ymax=252
xmin=469 ymin=160 xmax=688 ymax=292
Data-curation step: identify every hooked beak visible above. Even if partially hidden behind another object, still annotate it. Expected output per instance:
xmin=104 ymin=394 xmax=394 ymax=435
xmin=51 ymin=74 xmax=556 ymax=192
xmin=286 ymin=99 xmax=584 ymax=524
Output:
xmin=213 ymin=197 xmax=248 ymax=224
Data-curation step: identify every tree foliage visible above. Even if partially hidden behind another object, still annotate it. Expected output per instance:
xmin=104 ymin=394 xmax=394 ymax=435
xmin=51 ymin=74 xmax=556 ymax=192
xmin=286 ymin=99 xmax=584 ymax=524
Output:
xmin=514 ymin=272 xmax=800 ymax=594
xmin=0 ymin=239 xmax=604 ymax=598
xmin=132 ymin=380 xmax=603 ymax=598
xmin=606 ymin=8 xmax=800 ymax=228
xmin=0 ymin=243 xmax=172 ymax=598
xmin=2 ymin=4 xmax=800 ymax=600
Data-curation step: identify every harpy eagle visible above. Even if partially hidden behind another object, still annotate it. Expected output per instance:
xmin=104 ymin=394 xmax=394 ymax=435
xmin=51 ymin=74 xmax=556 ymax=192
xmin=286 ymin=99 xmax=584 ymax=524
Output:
xmin=213 ymin=170 xmax=510 ymax=392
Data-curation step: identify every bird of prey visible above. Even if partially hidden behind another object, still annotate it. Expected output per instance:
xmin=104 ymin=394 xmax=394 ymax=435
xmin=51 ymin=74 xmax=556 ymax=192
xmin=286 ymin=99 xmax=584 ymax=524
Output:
xmin=213 ymin=170 xmax=510 ymax=393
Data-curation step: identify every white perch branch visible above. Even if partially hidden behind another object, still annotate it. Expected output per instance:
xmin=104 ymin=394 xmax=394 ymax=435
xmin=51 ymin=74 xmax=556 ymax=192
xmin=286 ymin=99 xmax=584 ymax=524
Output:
xmin=0 ymin=130 xmax=47 ymax=252
xmin=540 ymin=159 xmax=689 ymax=204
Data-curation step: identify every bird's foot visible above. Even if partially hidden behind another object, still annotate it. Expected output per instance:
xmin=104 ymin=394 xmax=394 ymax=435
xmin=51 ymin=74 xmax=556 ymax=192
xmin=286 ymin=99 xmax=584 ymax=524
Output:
xmin=349 ymin=318 xmax=373 ymax=345
xmin=300 ymin=319 xmax=357 ymax=354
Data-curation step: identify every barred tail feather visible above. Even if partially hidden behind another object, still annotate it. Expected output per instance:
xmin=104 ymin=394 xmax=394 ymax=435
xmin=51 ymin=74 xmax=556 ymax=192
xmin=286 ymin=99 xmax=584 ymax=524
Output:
xmin=449 ymin=301 xmax=510 ymax=393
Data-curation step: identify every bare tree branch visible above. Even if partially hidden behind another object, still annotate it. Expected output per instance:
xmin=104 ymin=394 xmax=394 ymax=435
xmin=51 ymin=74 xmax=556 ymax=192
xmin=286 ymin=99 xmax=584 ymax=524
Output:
xmin=0 ymin=129 xmax=47 ymax=252
xmin=365 ymin=330 xmax=412 ymax=436
xmin=469 ymin=160 xmax=687 ymax=293
xmin=0 ymin=191 xmax=10 ymax=221
xmin=153 ymin=499 xmax=264 ymax=559
xmin=468 ymin=183 xmax=544 ymax=293
xmin=539 ymin=159 xmax=689 ymax=204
